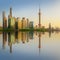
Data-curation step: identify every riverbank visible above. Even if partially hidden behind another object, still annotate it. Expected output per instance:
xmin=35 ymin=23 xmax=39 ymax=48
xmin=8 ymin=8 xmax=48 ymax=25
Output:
xmin=0 ymin=28 xmax=46 ymax=32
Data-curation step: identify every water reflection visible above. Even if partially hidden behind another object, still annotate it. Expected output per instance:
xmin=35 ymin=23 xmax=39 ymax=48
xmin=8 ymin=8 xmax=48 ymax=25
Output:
xmin=3 ymin=32 xmax=7 ymax=49
xmin=1 ymin=31 xmax=60 ymax=60
xmin=2 ymin=32 xmax=37 ymax=53
xmin=2 ymin=31 xmax=56 ymax=53
xmin=38 ymin=32 xmax=41 ymax=54
xmin=8 ymin=32 xmax=15 ymax=53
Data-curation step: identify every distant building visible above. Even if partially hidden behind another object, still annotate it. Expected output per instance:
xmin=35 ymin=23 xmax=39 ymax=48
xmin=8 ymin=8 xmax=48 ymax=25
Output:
xmin=26 ymin=18 xmax=29 ymax=29
xmin=8 ymin=7 xmax=15 ymax=29
xmin=29 ymin=21 xmax=34 ymax=29
xmin=8 ymin=17 xmax=16 ymax=29
xmin=35 ymin=25 xmax=39 ymax=29
xmin=42 ymin=26 xmax=45 ymax=29
xmin=8 ymin=15 xmax=11 ymax=28
xmin=21 ymin=17 xmax=27 ymax=29
xmin=17 ymin=17 xmax=22 ymax=29
xmin=3 ymin=11 xmax=7 ymax=29
xmin=15 ymin=18 xmax=18 ymax=29
xmin=10 ymin=7 xmax=12 ymax=18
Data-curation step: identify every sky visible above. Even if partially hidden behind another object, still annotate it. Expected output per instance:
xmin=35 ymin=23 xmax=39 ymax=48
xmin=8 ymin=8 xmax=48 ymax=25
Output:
xmin=0 ymin=0 xmax=60 ymax=28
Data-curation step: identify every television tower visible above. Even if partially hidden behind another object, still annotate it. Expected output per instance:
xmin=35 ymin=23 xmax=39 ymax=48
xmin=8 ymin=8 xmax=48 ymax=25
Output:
xmin=38 ymin=8 xmax=41 ymax=28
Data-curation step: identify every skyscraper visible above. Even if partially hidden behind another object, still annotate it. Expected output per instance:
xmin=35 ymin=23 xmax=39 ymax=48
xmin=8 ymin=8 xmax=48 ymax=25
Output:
xmin=3 ymin=11 xmax=7 ymax=29
xmin=21 ymin=17 xmax=27 ymax=29
xmin=8 ymin=7 xmax=12 ymax=28
xmin=17 ymin=17 xmax=22 ymax=29
xmin=29 ymin=21 xmax=33 ymax=29
xmin=26 ymin=18 xmax=29 ymax=28
xmin=38 ymin=8 xmax=41 ymax=28
xmin=10 ymin=7 xmax=12 ymax=18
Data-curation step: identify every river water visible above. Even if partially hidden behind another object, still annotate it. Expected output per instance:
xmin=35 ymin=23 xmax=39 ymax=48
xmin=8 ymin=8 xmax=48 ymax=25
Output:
xmin=0 ymin=31 xmax=60 ymax=60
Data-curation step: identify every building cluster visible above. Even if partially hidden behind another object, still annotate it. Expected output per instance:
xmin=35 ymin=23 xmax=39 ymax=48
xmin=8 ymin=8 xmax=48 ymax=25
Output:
xmin=3 ymin=7 xmax=60 ymax=31
xmin=3 ymin=7 xmax=34 ymax=30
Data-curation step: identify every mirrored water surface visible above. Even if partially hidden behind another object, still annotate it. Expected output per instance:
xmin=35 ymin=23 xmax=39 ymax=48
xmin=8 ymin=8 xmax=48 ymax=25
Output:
xmin=0 ymin=31 xmax=60 ymax=60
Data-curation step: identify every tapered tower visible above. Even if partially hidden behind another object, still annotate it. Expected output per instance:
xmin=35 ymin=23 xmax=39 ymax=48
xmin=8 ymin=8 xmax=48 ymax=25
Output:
xmin=38 ymin=8 xmax=41 ymax=28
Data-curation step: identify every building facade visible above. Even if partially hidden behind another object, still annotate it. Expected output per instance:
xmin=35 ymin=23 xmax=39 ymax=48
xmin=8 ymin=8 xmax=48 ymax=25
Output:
xmin=21 ymin=17 xmax=27 ymax=29
xmin=17 ymin=17 xmax=22 ymax=29
xmin=8 ymin=17 xmax=16 ymax=29
xmin=29 ymin=21 xmax=34 ymax=29
xmin=3 ymin=11 xmax=7 ymax=29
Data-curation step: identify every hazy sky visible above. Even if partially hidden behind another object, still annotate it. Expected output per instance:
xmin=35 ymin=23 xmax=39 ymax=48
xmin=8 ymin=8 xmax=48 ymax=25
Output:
xmin=0 ymin=0 xmax=60 ymax=28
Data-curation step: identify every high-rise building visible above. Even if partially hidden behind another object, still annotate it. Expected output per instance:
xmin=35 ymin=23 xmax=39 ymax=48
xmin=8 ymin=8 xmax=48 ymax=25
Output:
xmin=8 ymin=7 xmax=13 ymax=28
xmin=17 ymin=17 xmax=22 ymax=29
xmin=8 ymin=15 xmax=11 ymax=28
xmin=8 ymin=17 xmax=16 ymax=29
xmin=26 ymin=18 xmax=29 ymax=28
xmin=10 ymin=7 xmax=12 ymax=18
xmin=3 ymin=11 xmax=7 ymax=29
xmin=15 ymin=18 xmax=18 ymax=29
xmin=21 ymin=17 xmax=27 ymax=29
xmin=29 ymin=21 xmax=34 ymax=29
xmin=38 ymin=8 xmax=41 ymax=28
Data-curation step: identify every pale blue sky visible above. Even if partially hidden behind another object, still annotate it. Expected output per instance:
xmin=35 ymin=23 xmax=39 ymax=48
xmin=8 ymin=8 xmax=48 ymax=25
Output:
xmin=0 ymin=0 xmax=60 ymax=28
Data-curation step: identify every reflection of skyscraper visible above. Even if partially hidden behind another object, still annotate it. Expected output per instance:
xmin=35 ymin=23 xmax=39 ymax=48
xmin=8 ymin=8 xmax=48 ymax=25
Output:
xmin=3 ymin=32 xmax=7 ymax=49
xmin=49 ymin=23 xmax=51 ymax=31
xmin=26 ymin=32 xmax=29 ymax=42
xmin=49 ymin=31 xmax=51 ymax=38
xmin=8 ymin=32 xmax=12 ymax=53
xmin=18 ymin=32 xmax=21 ymax=43
xmin=21 ymin=32 xmax=27 ymax=43
xmin=29 ymin=32 xmax=33 ymax=39
xmin=38 ymin=32 xmax=41 ymax=53
xmin=38 ymin=8 xmax=41 ymax=28
xmin=3 ymin=11 xmax=7 ymax=29
xmin=8 ymin=32 xmax=15 ymax=53
xmin=15 ymin=31 xmax=18 ymax=42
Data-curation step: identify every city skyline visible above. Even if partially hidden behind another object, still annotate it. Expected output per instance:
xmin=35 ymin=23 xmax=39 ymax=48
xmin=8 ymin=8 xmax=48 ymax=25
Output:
xmin=0 ymin=0 xmax=60 ymax=28
xmin=0 ymin=0 xmax=60 ymax=60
